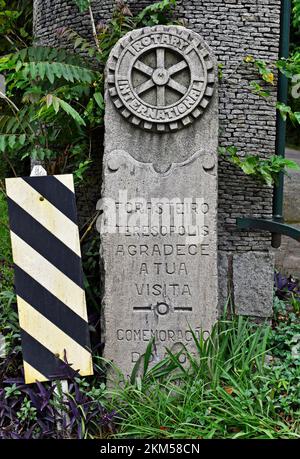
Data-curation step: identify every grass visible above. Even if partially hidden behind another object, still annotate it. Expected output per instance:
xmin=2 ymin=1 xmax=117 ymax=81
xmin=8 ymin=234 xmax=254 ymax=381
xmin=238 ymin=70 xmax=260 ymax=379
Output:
xmin=103 ymin=316 xmax=300 ymax=439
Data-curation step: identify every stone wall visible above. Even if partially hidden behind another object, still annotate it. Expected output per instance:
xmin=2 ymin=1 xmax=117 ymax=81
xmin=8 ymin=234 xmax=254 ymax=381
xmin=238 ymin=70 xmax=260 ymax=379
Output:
xmin=33 ymin=0 xmax=281 ymax=317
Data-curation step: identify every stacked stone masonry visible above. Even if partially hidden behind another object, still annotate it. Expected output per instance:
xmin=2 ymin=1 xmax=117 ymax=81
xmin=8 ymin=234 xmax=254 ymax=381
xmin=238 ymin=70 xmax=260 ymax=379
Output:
xmin=33 ymin=0 xmax=281 ymax=317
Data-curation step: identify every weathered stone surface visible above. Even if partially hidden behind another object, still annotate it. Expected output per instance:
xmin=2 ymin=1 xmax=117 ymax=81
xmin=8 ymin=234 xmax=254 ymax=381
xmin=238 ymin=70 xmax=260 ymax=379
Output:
xmin=218 ymin=252 xmax=230 ymax=315
xmin=233 ymin=252 xmax=274 ymax=318
xmin=275 ymin=227 xmax=300 ymax=278
xmin=275 ymin=148 xmax=300 ymax=278
xmin=101 ymin=25 xmax=218 ymax=377
xmin=283 ymin=149 xmax=300 ymax=223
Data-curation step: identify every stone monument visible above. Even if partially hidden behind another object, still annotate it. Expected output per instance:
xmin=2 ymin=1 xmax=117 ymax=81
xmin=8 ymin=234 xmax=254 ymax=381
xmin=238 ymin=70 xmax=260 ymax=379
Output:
xmin=100 ymin=25 xmax=218 ymax=377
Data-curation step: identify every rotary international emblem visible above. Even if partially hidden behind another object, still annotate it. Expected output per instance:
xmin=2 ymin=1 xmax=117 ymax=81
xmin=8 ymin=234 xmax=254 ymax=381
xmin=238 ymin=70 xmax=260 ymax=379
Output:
xmin=107 ymin=25 xmax=216 ymax=133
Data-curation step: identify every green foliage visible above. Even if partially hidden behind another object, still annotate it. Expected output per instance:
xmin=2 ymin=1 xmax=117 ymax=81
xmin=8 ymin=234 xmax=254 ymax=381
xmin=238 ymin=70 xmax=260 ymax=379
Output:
xmin=244 ymin=52 xmax=300 ymax=143
xmin=72 ymin=159 xmax=92 ymax=182
xmin=103 ymin=316 xmax=300 ymax=439
xmin=277 ymin=52 xmax=300 ymax=80
xmin=287 ymin=1 xmax=300 ymax=146
xmin=0 ymin=187 xmax=21 ymax=355
xmin=0 ymin=289 xmax=21 ymax=355
xmin=75 ymin=376 xmax=106 ymax=402
xmin=293 ymin=0 xmax=300 ymax=29
xmin=21 ymin=60 xmax=98 ymax=85
xmin=4 ymin=383 xmax=21 ymax=399
xmin=41 ymin=95 xmax=87 ymax=126
xmin=0 ymin=133 xmax=26 ymax=153
xmin=249 ymin=81 xmax=271 ymax=98
xmin=82 ymin=234 xmax=101 ymax=312
xmin=95 ymin=12 xmax=136 ymax=64
xmin=266 ymin=298 xmax=300 ymax=415
xmin=0 ymin=187 xmax=12 ymax=262
xmin=253 ymin=59 xmax=275 ymax=85
xmin=72 ymin=0 xmax=91 ymax=13
xmin=0 ymin=0 xmax=32 ymax=54
xmin=0 ymin=44 xmax=102 ymax=176
xmin=276 ymin=101 xmax=300 ymax=125
xmin=0 ymin=0 xmax=299 ymax=440
xmin=244 ymin=55 xmax=275 ymax=85
xmin=91 ymin=0 xmax=179 ymax=65
xmin=277 ymin=52 xmax=300 ymax=136
xmin=271 ymin=297 xmax=300 ymax=362
xmin=219 ymin=145 xmax=300 ymax=186
xmin=17 ymin=397 xmax=37 ymax=423
xmin=135 ymin=0 xmax=177 ymax=27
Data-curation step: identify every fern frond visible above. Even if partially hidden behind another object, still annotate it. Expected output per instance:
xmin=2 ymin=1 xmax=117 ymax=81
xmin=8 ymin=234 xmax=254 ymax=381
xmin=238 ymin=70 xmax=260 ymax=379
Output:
xmin=0 ymin=107 xmax=34 ymax=134
xmin=12 ymin=46 xmax=86 ymax=66
xmin=60 ymin=29 xmax=100 ymax=60
xmin=0 ymin=134 xmax=27 ymax=152
xmin=21 ymin=61 xmax=98 ymax=84
xmin=39 ymin=95 xmax=86 ymax=126
xmin=0 ymin=115 xmax=20 ymax=134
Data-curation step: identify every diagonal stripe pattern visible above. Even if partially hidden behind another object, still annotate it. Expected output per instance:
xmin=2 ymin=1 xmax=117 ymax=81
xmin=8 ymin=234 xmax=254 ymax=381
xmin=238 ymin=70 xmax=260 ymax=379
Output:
xmin=5 ymin=175 xmax=93 ymax=384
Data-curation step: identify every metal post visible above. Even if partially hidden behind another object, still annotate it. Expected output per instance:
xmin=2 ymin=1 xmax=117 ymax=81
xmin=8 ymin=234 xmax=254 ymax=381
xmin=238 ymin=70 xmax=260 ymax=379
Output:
xmin=272 ymin=0 xmax=292 ymax=248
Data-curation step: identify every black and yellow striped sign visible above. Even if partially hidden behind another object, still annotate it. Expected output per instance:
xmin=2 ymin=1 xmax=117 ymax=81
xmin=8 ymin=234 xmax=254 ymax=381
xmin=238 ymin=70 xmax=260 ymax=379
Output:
xmin=5 ymin=174 xmax=93 ymax=384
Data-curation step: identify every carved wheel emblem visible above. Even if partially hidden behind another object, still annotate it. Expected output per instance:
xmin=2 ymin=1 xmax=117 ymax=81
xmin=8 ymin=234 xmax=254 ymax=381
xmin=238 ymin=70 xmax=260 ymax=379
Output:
xmin=107 ymin=26 xmax=216 ymax=133
xmin=132 ymin=48 xmax=190 ymax=108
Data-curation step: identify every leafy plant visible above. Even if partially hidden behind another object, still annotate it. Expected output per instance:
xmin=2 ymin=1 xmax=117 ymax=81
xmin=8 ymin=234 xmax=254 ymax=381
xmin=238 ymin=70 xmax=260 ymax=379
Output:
xmin=274 ymin=271 xmax=300 ymax=303
xmin=292 ymin=0 xmax=300 ymax=31
xmin=276 ymin=101 xmax=300 ymax=125
xmin=135 ymin=0 xmax=177 ymax=27
xmin=244 ymin=50 xmax=300 ymax=139
xmin=4 ymin=382 xmax=21 ymax=398
xmin=0 ymin=45 xmax=102 ymax=177
xmin=17 ymin=397 xmax=37 ymax=423
xmin=0 ymin=191 xmax=20 ymax=353
xmin=72 ymin=0 xmax=91 ymax=13
xmin=0 ymin=0 xmax=32 ymax=54
xmin=290 ymin=294 xmax=300 ymax=315
xmin=273 ymin=274 xmax=300 ymax=376
xmin=244 ymin=55 xmax=275 ymax=85
xmin=283 ymin=0 xmax=300 ymax=146
xmin=249 ymin=81 xmax=271 ymax=98
xmin=103 ymin=316 xmax=300 ymax=439
xmin=219 ymin=145 xmax=300 ymax=186
xmin=226 ymin=34 xmax=300 ymax=184
xmin=0 ymin=367 xmax=116 ymax=439
xmin=277 ymin=52 xmax=300 ymax=81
